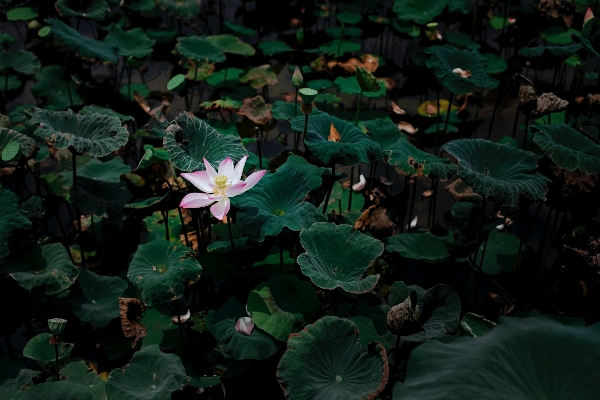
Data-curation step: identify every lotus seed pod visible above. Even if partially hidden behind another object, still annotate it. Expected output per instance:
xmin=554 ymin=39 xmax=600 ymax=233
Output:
xmin=386 ymin=297 xmax=424 ymax=336
xmin=299 ymin=88 xmax=318 ymax=104
xmin=48 ymin=318 xmax=67 ymax=336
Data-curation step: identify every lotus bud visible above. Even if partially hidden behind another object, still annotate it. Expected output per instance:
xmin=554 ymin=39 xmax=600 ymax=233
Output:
xmin=235 ymin=317 xmax=254 ymax=336
xmin=386 ymin=297 xmax=424 ymax=336
xmin=585 ymin=8 xmax=594 ymax=26
xmin=296 ymin=27 xmax=304 ymax=45
xmin=299 ymin=88 xmax=318 ymax=114
xmin=48 ymin=318 xmax=67 ymax=336
xmin=292 ymin=67 xmax=304 ymax=88
xmin=352 ymin=174 xmax=366 ymax=191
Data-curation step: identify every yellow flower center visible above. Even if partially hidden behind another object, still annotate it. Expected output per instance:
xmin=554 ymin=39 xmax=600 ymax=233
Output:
xmin=213 ymin=175 xmax=230 ymax=197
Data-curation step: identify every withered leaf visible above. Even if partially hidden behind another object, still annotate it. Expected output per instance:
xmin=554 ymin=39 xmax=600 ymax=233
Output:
xmin=529 ymin=92 xmax=569 ymax=117
xmin=119 ymin=297 xmax=147 ymax=348
xmin=398 ymin=121 xmax=418 ymax=135
xmin=237 ymin=95 xmax=273 ymax=125
xmin=386 ymin=297 xmax=424 ymax=336
xmin=452 ymin=68 xmax=471 ymax=78
xmin=391 ymin=101 xmax=407 ymax=115
xmin=328 ymin=123 xmax=341 ymax=142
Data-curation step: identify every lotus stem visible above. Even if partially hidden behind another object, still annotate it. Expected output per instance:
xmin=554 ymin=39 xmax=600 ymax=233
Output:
xmin=294 ymin=88 xmax=299 ymax=117
xmin=162 ymin=210 xmax=170 ymax=241
xmin=177 ymin=207 xmax=190 ymax=247
xmin=255 ymin=127 xmax=263 ymax=169
xmin=486 ymin=75 xmax=505 ymax=141
xmin=443 ymin=91 xmax=453 ymax=140
xmin=407 ymin=177 xmax=417 ymax=231
xmin=435 ymin=90 xmax=441 ymax=155
xmin=523 ymin=116 xmax=529 ymax=148
xmin=189 ymin=65 xmax=199 ymax=111
xmin=322 ymin=163 xmax=336 ymax=214
xmin=54 ymin=341 xmax=59 ymax=381
xmin=369 ymin=160 xmax=376 ymax=190
xmin=427 ymin=179 xmax=435 ymax=228
xmin=354 ymin=91 xmax=363 ymax=126
xmin=348 ymin=166 xmax=354 ymax=211
xmin=302 ymin=113 xmax=309 ymax=160
xmin=464 ymin=197 xmax=487 ymax=304
xmin=279 ymin=238 xmax=284 ymax=273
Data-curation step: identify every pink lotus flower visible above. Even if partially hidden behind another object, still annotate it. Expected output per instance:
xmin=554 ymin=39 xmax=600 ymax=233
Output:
xmin=179 ymin=156 xmax=266 ymax=220
xmin=235 ymin=317 xmax=254 ymax=335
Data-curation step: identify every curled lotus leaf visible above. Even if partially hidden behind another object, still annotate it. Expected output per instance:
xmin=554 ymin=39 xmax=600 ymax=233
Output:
xmin=23 ymin=333 xmax=74 ymax=371
xmin=582 ymin=17 xmax=600 ymax=58
xmin=104 ymin=25 xmax=155 ymax=59
xmin=163 ymin=111 xmax=247 ymax=172
xmin=239 ymin=64 xmax=278 ymax=89
xmin=70 ymin=177 xmax=133 ymax=227
xmin=531 ymin=123 xmax=600 ymax=174
xmin=31 ymin=108 xmax=128 ymax=157
xmin=0 ymin=127 xmax=37 ymax=163
xmin=290 ymin=112 xmax=382 ymax=165
xmin=276 ymin=316 xmax=389 ymax=400
xmin=384 ymin=232 xmax=450 ymax=262
xmin=441 ymin=139 xmax=549 ymax=207
xmin=387 ymin=137 xmax=457 ymax=179
xmin=128 ymin=237 xmax=203 ymax=306
xmin=45 ymin=19 xmax=118 ymax=63
xmin=298 ymin=223 xmax=383 ymax=294
xmin=0 ymin=49 xmax=41 ymax=75
xmin=55 ymin=0 xmax=109 ymax=20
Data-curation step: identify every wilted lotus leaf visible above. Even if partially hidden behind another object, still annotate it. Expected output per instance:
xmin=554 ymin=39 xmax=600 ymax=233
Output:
xmin=391 ymin=101 xmax=406 ymax=115
xmin=386 ymin=297 xmax=424 ymax=336
xmin=333 ymin=76 xmax=386 ymax=97
xmin=452 ymin=67 xmax=471 ymax=78
xmin=60 ymin=360 xmax=107 ymax=400
xmin=239 ymin=64 xmax=278 ymax=89
xmin=233 ymin=156 xmax=327 ymax=241
xmin=31 ymin=65 xmax=83 ymax=110
xmin=207 ymin=297 xmax=278 ymax=360
xmin=398 ymin=121 xmax=419 ymax=135
xmin=0 ymin=368 xmax=38 ymax=399
xmin=70 ymin=178 xmax=132 ymax=227
xmin=247 ymin=274 xmax=320 ymax=341
xmin=473 ymin=230 xmax=525 ymax=275
xmin=237 ymin=95 xmax=273 ymax=125
xmin=394 ymin=317 xmax=600 ymax=399
xmin=71 ymin=269 xmax=128 ymax=327
xmin=257 ymin=39 xmax=292 ymax=56
xmin=277 ymin=316 xmax=389 ymax=400
xmin=384 ymin=232 xmax=450 ymax=262
xmin=104 ymin=25 xmax=155 ymax=59
xmin=105 ymin=345 xmax=189 ymax=399
xmin=200 ymin=99 xmax=241 ymax=111
xmin=80 ymin=105 xmax=133 ymax=122
xmin=156 ymin=0 xmax=199 ymax=18
xmin=457 ymin=312 xmax=496 ymax=337
xmin=417 ymin=99 xmax=457 ymax=117
xmin=45 ymin=19 xmax=118 ymax=63
xmin=531 ymin=123 xmax=600 ymax=174
xmin=298 ymin=223 xmax=383 ymax=293
xmin=582 ymin=17 xmax=600 ymax=58
xmin=528 ymin=92 xmax=568 ymax=117
xmin=425 ymin=45 xmax=498 ymax=94
xmin=393 ymin=0 xmax=447 ymax=25
xmin=0 ymin=127 xmax=37 ymax=163
xmin=163 ymin=112 xmax=247 ymax=172
xmin=55 ymin=0 xmax=108 ymax=20
xmin=60 ymin=157 xmax=131 ymax=189
xmin=511 ymin=74 xmax=537 ymax=109
xmin=2 ymin=243 xmax=78 ymax=294
xmin=356 ymin=66 xmax=381 ymax=93
xmin=128 ymin=237 xmax=202 ymax=306
xmin=290 ymin=112 xmax=382 ymax=165
xmin=31 ymin=109 xmax=128 ymax=157
xmin=387 ymin=138 xmax=456 ymax=179
xmin=21 ymin=381 xmax=92 ymax=400
xmin=185 ymin=60 xmax=215 ymax=81
xmin=441 ymin=139 xmax=549 ymax=207
xmin=120 ymin=297 xmax=147 ymax=347
xmin=23 ymin=333 xmax=74 ymax=371
xmin=444 ymin=177 xmax=483 ymax=201
xmin=0 ymin=49 xmax=40 ymax=75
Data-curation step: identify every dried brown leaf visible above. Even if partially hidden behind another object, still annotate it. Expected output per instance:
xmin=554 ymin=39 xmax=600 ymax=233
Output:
xmin=328 ymin=123 xmax=341 ymax=142
xmin=119 ymin=298 xmax=146 ymax=348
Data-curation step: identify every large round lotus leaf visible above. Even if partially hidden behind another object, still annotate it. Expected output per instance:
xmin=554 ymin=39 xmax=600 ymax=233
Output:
xmin=362 ymin=119 xmax=405 ymax=151
xmin=519 ymin=43 xmax=582 ymax=59
xmin=163 ymin=111 xmax=247 ymax=172
xmin=55 ymin=0 xmax=109 ymax=20
xmin=393 ymin=317 xmax=600 ymax=399
xmin=61 ymin=360 xmax=107 ymax=400
xmin=247 ymin=274 xmax=320 ymax=342
xmin=118 ymin=82 xmax=150 ymax=101
xmin=207 ymin=297 xmax=279 ymax=360
xmin=425 ymin=45 xmax=499 ymax=95
xmin=2 ymin=243 xmax=78 ymax=295
xmin=104 ymin=26 xmax=155 ymax=59
xmin=239 ymin=64 xmax=278 ymax=89
xmin=384 ymin=232 xmax=450 ymax=262
xmin=257 ymin=40 xmax=292 ymax=56
xmin=157 ymin=0 xmax=199 ymax=18
xmin=393 ymin=0 xmax=447 ymax=25
xmin=31 ymin=65 xmax=83 ymax=110
xmin=206 ymin=67 xmax=244 ymax=86
xmin=444 ymin=31 xmax=480 ymax=50
xmin=473 ymin=230 xmax=525 ymax=275
xmin=441 ymin=139 xmax=549 ymax=207
xmin=582 ymin=18 xmax=600 ymax=57
xmin=276 ymin=316 xmax=388 ymax=400
xmin=232 ymin=156 xmax=327 ymax=241
xmin=333 ymin=76 xmax=386 ymax=98
xmin=290 ymin=113 xmax=382 ymax=165
xmin=0 ymin=368 xmax=38 ymax=399
xmin=70 ymin=178 xmax=133 ymax=227
xmin=482 ymin=52 xmax=507 ymax=75
xmin=70 ymin=269 xmax=128 ymax=328
xmin=531 ymin=123 xmax=600 ymax=174
xmin=80 ymin=105 xmax=133 ymax=122
xmin=208 ymin=34 xmax=255 ymax=57
xmin=0 ymin=50 xmax=41 ymax=75
xmin=105 ymin=345 xmax=188 ymax=400
xmin=140 ymin=305 xmax=186 ymax=351
xmin=387 ymin=138 xmax=457 ymax=179
xmin=176 ymin=36 xmax=224 ymax=63
xmin=298 ymin=223 xmax=383 ymax=294
xmin=45 ymin=19 xmax=118 ymax=63
xmin=31 ymin=109 xmax=128 ymax=157
xmin=272 ymin=101 xmax=316 ymax=120
xmin=61 ymin=157 xmax=130 ymax=189
xmin=316 ymin=40 xmax=361 ymax=57
xmin=22 ymin=381 xmax=93 ymax=400
xmin=0 ymin=127 xmax=37 ymax=162
xmin=23 ymin=333 xmax=74 ymax=371
xmin=128 ymin=237 xmax=202 ymax=306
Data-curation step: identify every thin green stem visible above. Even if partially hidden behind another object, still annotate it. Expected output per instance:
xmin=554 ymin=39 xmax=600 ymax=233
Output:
xmin=354 ymin=91 xmax=363 ymax=126
xmin=322 ymin=163 xmax=336 ymax=214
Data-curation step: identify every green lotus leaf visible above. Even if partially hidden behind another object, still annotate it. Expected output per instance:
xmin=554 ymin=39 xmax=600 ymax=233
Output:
xmin=31 ymin=109 xmax=128 ymax=157
xmin=393 ymin=0 xmax=447 ymax=25
xmin=582 ymin=18 xmax=600 ymax=57
xmin=451 ymin=201 xmax=480 ymax=242
xmin=542 ymin=27 xmax=579 ymax=46
xmin=55 ymin=0 xmax=109 ymax=20
xmin=257 ymin=40 xmax=292 ymax=56
xmin=60 ymin=157 xmax=130 ymax=189
xmin=393 ymin=317 xmax=600 ymax=399
xmin=392 ymin=20 xmax=421 ymax=37
xmin=0 ymin=368 xmax=38 ymax=399
xmin=356 ymin=66 xmax=380 ymax=93
xmin=224 ymin=20 xmax=257 ymax=36
xmin=0 ymin=50 xmax=40 ymax=75
xmin=271 ymin=101 xmax=315 ymax=120
xmin=23 ymin=333 xmax=74 ymax=371
xmin=247 ymin=273 xmax=320 ymax=342
xmin=140 ymin=305 xmax=186 ymax=351
xmin=474 ymin=229 xmax=526 ymax=275
xmin=349 ymin=304 xmax=396 ymax=352
xmin=290 ymin=112 xmax=382 ymax=165
xmin=70 ymin=269 xmax=128 ymax=327
xmin=384 ymin=232 xmax=450 ymax=262
xmin=361 ymin=119 xmax=405 ymax=150
xmin=31 ymin=66 xmax=83 ymax=110
xmin=239 ymin=64 xmax=278 ymax=89
xmin=325 ymin=26 xmax=363 ymax=38
xmin=298 ymin=223 xmax=383 ymax=294
xmin=22 ymin=382 xmax=92 ymax=400
xmin=482 ymin=52 xmax=507 ymax=74
xmin=163 ymin=111 xmax=247 ymax=172
xmin=388 ymin=281 xmax=425 ymax=307
xmin=424 ymin=122 xmax=459 ymax=134
xmin=45 ymin=19 xmax=118 ymax=63
xmin=307 ymin=78 xmax=333 ymax=90
xmin=206 ymin=237 xmax=250 ymax=253
xmin=323 ymin=186 xmax=364 ymax=213
xmin=317 ymin=40 xmax=361 ymax=57
xmin=458 ymin=312 xmax=496 ymax=337
xmin=142 ymin=210 xmax=185 ymax=243
xmin=205 ymin=67 xmax=244 ymax=86
xmin=156 ymin=0 xmax=199 ymax=18
xmin=425 ymin=45 xmax=498 ymax=95
xmin=177 ymin=36 xmax=224 ymax=63
xmin=0 ymin=32 xmax=17 ymax=44
xmin=80 ymin=105 xmax=133 ymax=122
xmin=337 ymin=10 xmax=362 ymax=25
xmin=104 ymin=25 xmax=155 ymax=59
xmin=519 ymin=43 xmax=582 ymax=59
xmin=6 ymin=7 xmax=38 ymax=21
xmin=441 ymin=139 xmax=549 ymax=206
xmin=444 ymin=31 xmax=480 ymax=50
xmin=128 ymin=237 xmax=202 ymax=306
xmin=21 ymin=196 xmax=45 ymax=220
xmin=387 ymin=138 xmax=457 ymax=179
xmin=207 ymin=34 xmax=255 ymax=57
xmin=61 ymin=361 xmax=106 ymax=400
xmin=70 ymin=178 xmax=133 ymax=226
xmin=105 ymin=345 xmax=189 ymax=400
xmin=119 ymin=82 xmax=150 ymax=101
xmin=146 ymin=27 xmax=176 ymax=43
xmin=333 ymin=76 xmax=386 ymax=97
xmin=531 ymin=123 xmax=600 ymax=174
xmin=277 ymin=316 xmax=388 ymax=400
xmin=0 ymin=127 xmax=37 ymax=162
xmin=0 ymin=74 xmax=21 ymax=92
xmin=232 ymin=155 xmax=327 ymax=241
xmin=207 ymin=297 xmax=279 ymax=360
xmin=2 ymin=243 xmax=78 ymax=294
